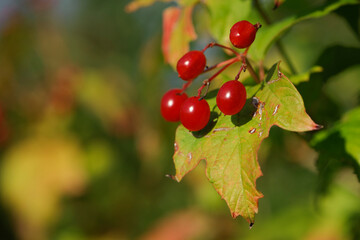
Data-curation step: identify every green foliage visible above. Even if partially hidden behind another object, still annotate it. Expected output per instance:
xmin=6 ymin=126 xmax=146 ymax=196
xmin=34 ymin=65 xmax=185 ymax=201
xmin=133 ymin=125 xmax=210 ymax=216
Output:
xmin=312 ymin=107 xmax=360 ymax=189
xmin=248 ymin=0 xmax=360 ymax=61
xmin=206 ymin=0 xmax=252 ymax=44
xmin=340 ymin=107 xmax=360 ymax=165
xmin=289 ymin=66 xmax=323 ymax=84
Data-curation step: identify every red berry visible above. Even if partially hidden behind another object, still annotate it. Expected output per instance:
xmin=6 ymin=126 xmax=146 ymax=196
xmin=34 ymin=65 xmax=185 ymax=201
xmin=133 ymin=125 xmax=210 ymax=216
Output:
xmin=229 ymin=20 xmax=257 ymax=49
xmin=176 ymin=50 xmax=206 ymax=81
xmin=180 ymin=97 xmax=210 ymax=131
xmin=216 ymin=80 xmax=247 ymax=115
xmin=161 ymin=89 xmax=188 ymax=122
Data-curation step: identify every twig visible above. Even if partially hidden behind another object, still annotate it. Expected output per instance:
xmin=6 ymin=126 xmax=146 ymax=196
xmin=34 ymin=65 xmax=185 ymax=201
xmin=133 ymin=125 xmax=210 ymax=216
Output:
xmin=246 ymin=59 xmax=260 ymax=83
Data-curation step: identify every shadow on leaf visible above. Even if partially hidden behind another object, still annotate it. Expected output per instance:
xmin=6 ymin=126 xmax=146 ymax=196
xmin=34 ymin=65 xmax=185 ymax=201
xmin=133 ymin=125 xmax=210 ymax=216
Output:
xmin=192 ymin=111 xmax=219 ymax=138
xmin=231 ymin=98 xmax=257 ymax=127
xmin=204 ymin=89 xmax=218 ymax=100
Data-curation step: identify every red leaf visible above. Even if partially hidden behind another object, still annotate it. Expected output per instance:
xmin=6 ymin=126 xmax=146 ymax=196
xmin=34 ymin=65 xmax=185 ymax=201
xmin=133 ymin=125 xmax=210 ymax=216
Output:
xmin=162 ymin=6 xmax=197 ymax=68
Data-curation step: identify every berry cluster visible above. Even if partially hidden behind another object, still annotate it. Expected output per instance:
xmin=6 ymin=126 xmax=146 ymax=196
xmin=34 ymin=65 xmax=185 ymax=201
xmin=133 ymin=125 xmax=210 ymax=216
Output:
xmin=161 ymin=20 xmax=261 ymax=131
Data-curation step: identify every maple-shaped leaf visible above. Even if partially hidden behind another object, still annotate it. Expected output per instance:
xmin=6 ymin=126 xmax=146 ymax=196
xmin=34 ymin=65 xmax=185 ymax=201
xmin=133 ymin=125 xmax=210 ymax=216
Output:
xmin=172 ymin=62 xmax=320 ymax=224
xmin=162 ymin=6 xmax=197 ymax=68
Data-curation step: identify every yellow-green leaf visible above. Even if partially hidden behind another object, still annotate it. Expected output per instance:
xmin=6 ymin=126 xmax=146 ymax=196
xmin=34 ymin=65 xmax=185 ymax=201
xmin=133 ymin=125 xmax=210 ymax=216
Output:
xmin=173 ymin=62 xmax=319 ymax=224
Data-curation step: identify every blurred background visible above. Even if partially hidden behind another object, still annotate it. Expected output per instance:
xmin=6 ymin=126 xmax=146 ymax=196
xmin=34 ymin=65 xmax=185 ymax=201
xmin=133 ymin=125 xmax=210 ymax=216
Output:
xmin=0 ymin=0 xmax=359 ymax=239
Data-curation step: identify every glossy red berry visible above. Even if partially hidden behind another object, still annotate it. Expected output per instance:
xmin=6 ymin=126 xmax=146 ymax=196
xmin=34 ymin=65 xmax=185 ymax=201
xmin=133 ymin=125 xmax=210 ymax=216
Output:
xmin=229 ymin=20 xmax=257 ymax=49
xmin=216 ymin=80 xmax=247 ymax=115
xmin=176 ymin=50 xmax=206 ymax=81
xmin=180 ymin=97 xmax=210 ymax=131
xmin=161 ymin=89 xmax=188 ymax=122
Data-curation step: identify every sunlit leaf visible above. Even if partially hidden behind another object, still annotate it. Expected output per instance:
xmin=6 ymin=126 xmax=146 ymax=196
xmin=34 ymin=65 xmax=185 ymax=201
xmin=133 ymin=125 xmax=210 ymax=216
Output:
xmin=289 ymin=66 xmax=323 ymax=85
xmin=339 ymin=107 xmax=360 ymax=166
xmin=173 ymin=62 xmax=319 ymax=224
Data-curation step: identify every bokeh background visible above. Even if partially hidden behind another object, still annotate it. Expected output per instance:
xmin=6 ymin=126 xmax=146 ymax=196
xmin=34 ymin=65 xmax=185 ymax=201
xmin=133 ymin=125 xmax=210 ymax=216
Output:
xmin=0 ymin=0 xmax=359 ymax=239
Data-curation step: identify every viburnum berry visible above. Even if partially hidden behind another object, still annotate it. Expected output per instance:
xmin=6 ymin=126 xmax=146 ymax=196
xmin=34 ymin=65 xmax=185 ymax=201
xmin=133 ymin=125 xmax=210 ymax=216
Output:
xmin=161 ymin=89 xmax=188 ymax=122
xmin=216 ymin=80 xmax=247 ymax=115
xmin=229 ymin=20 xmax=257 ymax=49
xmin=176 ymin=50 xmax=206 ymax=81
xmin=180 ymin=97 xmax=210 ymax=131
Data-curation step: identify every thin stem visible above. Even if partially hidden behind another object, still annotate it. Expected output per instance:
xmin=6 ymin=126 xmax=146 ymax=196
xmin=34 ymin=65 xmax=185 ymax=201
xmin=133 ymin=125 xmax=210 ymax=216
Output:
xmin=202 ymin=42 xmax=240 ymax=57
xmin=259 ymin=60 xmax=265 ymax=81
xmin=274 ymin=43 xmax=297 ymax=74
xmin=199 ymin=82 xmax=210 ymax=100
xmin=243 ymin=47 xmax=250 ymax=56
xmin=253 ymin=0 xmax=297 ymax=74
xmin=180 ymin=80 xmax=192 ymax=94
xmin=246 ymin=59 xmax=260 ymax=83
xmin=203 ymin=56 xmax=241 ymax=73
xmin=234 ymin=47 xmax=260 ymax=83
xmin=234 ymin=64 xmax=246 ymax=81
xmin=197 ymin=61 xmax=236 ymax=97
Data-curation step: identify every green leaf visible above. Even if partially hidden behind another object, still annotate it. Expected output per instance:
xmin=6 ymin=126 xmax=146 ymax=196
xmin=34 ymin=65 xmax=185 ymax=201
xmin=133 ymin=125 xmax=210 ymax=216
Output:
xmin=206 ymin=0 xmax=252 ymax=44
xmin=339 ymin=107 xmax=360 ymax=166
xmin=249 ymin=0 xmax=360 ymax=61
xmin=312 ymin=132 xmax=353 ymax=194
xmin=311 ymin=107 xmax=360 ymax=192
xmin=172 ymin=62 xmax=319 ymax=224
xmin=314 ymin=46 xmax=360 ymax=80
xmin=289 ymin=66 xmax=323 ymax=85
xmin=313 ymin=106 xmax=360 ymax=167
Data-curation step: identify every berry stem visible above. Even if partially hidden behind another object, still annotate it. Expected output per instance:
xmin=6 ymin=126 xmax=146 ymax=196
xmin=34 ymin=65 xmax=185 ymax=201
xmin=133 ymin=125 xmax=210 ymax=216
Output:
xmin=254 ymin=22 xmax=262 ymax=30
xmin=234 ymin=51 xmax=248 ymax=81
xmin=199 ymin=82 xmax=210 ymax=100
xmin=259 ymin=60 xmax=265 ymax=81
xmin=203 ymin=56 xmax=241 ymax=73
xmin=202 ymin=42 xmax=240 ymax=57
xmin=234 ymin=64 xmax=246 ymax=81
xmin=180 ymin=80 xmax=193 ymax=94
xmin=202 ymin=45 xmax=260 ymax=84
xmin=243 ymin=47 xmax=250 ymax=56
xmin=245 ymin=59 xmax=260 ymax=83
xmin=197 ymin=60 xmax=236 ymax=98
xmin=233 ymin=47 xmax=260 ymax=83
